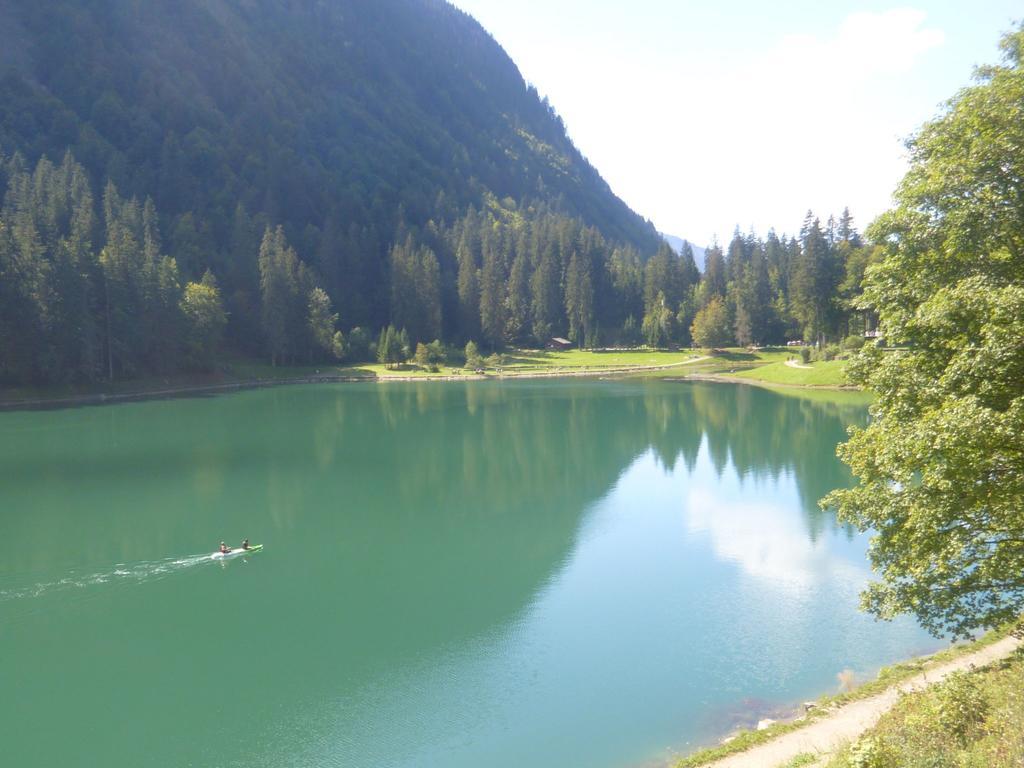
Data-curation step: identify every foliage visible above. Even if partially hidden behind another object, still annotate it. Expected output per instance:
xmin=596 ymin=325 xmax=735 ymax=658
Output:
xmin=180 ymin=272 xmax=227 ymax=370
xmin=827 ymin=650 xmax=1024 ymax=768
xmin=820 ymin=344 xmax=841 ymax=362
xmin=0 ymin=2 xmax=880 ymax=387
xmin=464 ymin=340 xmax=483 ymax=370
xmin=376 ymin=325 xmax=405 ymax=369
xmin=691 ymin=296 xmax=732 ymax=349
xmin=414 ymin=339 xmax=445 ymax=371
xmin=933 ymin=670 xmax=989 ymax=744
xmin=824 ymin=25 xmax=1024 ymax=639
xmin=846 ymin=736 xmax=897 ymax=768
xmin=800 ymin=347 xmax=812 ymax=364
xmin=842 ymin=334 xmax=865 ymax=352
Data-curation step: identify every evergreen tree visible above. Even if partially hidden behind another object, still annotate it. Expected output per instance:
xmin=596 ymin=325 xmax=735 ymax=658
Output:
xmin=479 ymin=239 xmax=506 ymax=347
xmin=564 ymin=246 xmax=594 ymax=347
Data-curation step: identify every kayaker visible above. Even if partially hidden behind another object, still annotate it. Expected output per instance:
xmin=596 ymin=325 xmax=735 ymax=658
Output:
xmin=220 ymin=541 xmax=230 ymax=554
xmin=241 ymin=538 xmax=250 ymax=550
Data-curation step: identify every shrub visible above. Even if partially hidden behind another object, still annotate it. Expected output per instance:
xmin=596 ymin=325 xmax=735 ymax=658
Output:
xmin=848 ymin=736 xmax=897 ymax=768
xmin=934 ymin=671 xmax=988 ymax=744
xmin=800 ymin=347 xmax=811 ymax=364
xmin=842 ymin=334 xmax=866 ymax=352
xmin=821 ymin=344 xmax=841 ymax=362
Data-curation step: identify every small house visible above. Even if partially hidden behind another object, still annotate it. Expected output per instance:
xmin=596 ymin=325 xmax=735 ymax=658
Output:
xmin=549 ymin=337 xmax=573 ymax=350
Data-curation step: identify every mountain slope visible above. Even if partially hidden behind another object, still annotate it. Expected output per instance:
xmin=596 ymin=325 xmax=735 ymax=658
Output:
xmin=0 ymin=0 xmax=658 ymax=262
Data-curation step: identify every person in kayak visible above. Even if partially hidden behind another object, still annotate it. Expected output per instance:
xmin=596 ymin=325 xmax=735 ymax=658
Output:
xmin=219 ymin=541 xmax=231 ymax=554
xmin=241 ymin=538 xmax=250 ymax=550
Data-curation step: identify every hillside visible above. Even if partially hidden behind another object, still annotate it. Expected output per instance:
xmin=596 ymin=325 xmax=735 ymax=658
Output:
xmin=0 ymin=0 xmax=658 ymax=338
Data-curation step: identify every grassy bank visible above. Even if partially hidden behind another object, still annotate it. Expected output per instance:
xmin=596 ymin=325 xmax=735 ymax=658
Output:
xmin=675 ymin=625 xmax=1017 ymax=768
xmin=0 ymin=348 xmax=707 ymax=407
xmin=728 ymin=359 xmax=849 ymax=387
xmin=824 ymin=644 xmax=1024 ymax=768
xmin=0 ymin=346 xmax=856 ymax=407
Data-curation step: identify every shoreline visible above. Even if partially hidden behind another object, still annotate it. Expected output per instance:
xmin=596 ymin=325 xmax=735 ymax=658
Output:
xmin=674 ymin=626 xmax=1021 ymax=768
xmin=0 ymin=354 xmax=866 ymax=411
xmin=676 ymin=372 xmax=859 ymax=393
xmin=0 ymin=357 xmax=718 ymax=411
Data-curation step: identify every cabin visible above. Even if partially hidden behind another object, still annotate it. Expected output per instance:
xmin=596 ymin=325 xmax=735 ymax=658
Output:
xmin=549 ymin=337 xmax=573 ymax=350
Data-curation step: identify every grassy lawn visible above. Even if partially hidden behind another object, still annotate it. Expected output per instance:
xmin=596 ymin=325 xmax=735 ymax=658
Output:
xmin=825 ymin=646 xmax=1024 ymax=768
xmin=492 ymin=348 xmax=701 ymax=373
xmin=729 ymin=359 xmax=849 ymax=387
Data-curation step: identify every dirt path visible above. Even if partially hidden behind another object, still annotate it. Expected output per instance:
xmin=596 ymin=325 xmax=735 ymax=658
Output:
xmin=784 ymin=359 xmax=813 ymax=370
xmin=704 ymin=635 xmax=1021 ymax=768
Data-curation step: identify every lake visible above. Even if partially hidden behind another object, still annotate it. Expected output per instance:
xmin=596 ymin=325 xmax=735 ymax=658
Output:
xmin=0 ymin=380 xmax=935 ymax=768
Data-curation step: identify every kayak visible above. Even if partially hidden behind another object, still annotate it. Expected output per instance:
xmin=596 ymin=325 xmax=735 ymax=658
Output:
xmin=210 ymin=544 xmax=263 ymax=561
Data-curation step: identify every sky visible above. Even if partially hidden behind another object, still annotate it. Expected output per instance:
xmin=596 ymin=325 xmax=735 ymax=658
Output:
xmin=448 ymin=0 xmax=1020 ymax=245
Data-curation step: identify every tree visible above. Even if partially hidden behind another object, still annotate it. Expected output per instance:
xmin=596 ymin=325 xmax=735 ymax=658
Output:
xmin=823 ymin=25 xmax=1024 ymax=639
xmin=415 ymin=339 xmax=444 ymax=370
xmin=530 ymin=242 xmax=560 ymax=345
xmin=464 ymin=340 xmax=483 ymax=370
xmin=641 ymin=292 xmax=675 ymax=348
xmin=180 ymin=271 xmax=227 ymax=370
xmin=479 ymin=240 xmax=506 ymax=347
xmin=377 ymin=325 xmax=405 ymax=369
xmin=456 ymin=240 xmax=480 ymax=341
xmin=691 ymin=295 xmax=732 ymax=349
xmin=258 ymin=226 xmax=299 ymax=366
xmin=564 ymin=247 xmax=594 ymax=347
xmin=307 ymin=286 xmax=339 ymax=359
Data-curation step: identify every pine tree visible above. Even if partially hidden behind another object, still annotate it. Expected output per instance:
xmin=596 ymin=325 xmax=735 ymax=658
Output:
xmin=564 ymin=246 xmax=594 ymax=347
xmin=479 ymin=239 xmax=506 ymax=347
xmin=456 ymin=239 xmax=481 ymax=341
xmin=505 ymin=249 xmax=530 ymax=342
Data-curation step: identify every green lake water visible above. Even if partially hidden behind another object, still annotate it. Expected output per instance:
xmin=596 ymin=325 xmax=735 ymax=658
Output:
xmin=0 ymin=380 xmax=935 ymax=767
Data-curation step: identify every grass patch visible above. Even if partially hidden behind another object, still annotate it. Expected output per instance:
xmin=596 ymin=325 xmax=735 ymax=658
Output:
xmin=729 ymin=359 xmax=848 ymax=387
xmin=674 ymin=625 xmax=1017 ymax=767
xmin=825 ymin=646 xmax=1024 ymax=768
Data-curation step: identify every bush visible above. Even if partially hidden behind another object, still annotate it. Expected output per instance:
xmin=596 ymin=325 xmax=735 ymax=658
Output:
xmin=821 ymin=344 xmax=841 ymax=362
xmin=847 ymin=736 xmax=897 ymax=768
xmin=485 ymin=352 xmax=506 ymax=369
xmin=842 ymin=334 xmax=866 ymax=352
xmin=800 ymin=347 xmax=811 ymax=364
xmin=934 ymin=671 xmax=988 ymax=744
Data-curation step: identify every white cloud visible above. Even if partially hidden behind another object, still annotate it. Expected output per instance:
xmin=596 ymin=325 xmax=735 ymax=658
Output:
xmin=684 ymin=484 xmax=864 ymax=592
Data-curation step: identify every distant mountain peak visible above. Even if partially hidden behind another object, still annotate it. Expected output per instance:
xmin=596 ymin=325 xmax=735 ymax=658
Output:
xmin=660 ymin=233 xmax=707 ymax=272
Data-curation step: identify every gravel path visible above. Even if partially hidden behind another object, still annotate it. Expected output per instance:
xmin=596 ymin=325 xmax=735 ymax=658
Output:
xmin=704 ymin=635 xmax=1021 ymax=768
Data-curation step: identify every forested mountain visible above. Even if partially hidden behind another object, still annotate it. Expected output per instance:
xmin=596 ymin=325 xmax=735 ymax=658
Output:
xmin=0 ymin=0 xmax=877 ymax=387
xmin=0 ymin=0 xmax=668 ymax=383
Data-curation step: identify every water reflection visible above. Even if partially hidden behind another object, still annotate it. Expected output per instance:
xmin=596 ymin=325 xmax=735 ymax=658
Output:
xmin=1 ymin=380 xmax=911 ymax=768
